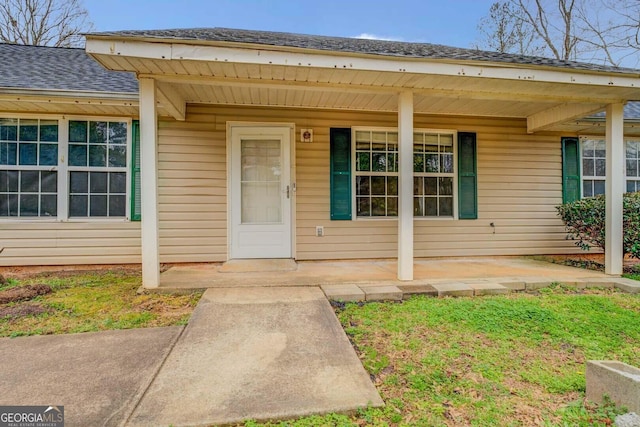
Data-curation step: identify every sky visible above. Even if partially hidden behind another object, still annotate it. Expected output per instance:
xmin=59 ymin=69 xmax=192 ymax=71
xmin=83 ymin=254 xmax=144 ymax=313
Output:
xmin=84 ymin=0 xmax=494 ymax=49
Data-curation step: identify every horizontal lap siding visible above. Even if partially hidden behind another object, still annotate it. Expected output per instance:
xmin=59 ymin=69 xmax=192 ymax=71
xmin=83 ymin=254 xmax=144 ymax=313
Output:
xmin=157 ymin=114 xmax=227 ymax=262
xmin=0 ymin=104 xmax=579 ymax=266
xmin=297 ymin=112 xmax=578 ymax=260
xmin=0 ymin=222 xmax=141 ymax=266
xmin=171 ymin=105 xmax=577 ymax=262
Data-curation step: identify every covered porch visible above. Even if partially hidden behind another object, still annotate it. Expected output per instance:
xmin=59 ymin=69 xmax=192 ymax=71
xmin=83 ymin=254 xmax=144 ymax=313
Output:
xmin=157 ymin=256 xmax=630 ymax=297
xmin=84 ymin=29 xmax=640 ymax=288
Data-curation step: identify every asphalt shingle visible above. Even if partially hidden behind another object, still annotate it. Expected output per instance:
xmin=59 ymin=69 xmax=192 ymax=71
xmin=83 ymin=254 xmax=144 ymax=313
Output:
xmin=0 ymin=43 xmax=138 ymax=93
xmin=90 ymin=27 xmax=640 ymax=75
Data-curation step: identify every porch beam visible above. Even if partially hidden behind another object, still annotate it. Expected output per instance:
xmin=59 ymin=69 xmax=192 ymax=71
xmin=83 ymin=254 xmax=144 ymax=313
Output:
xmin=139 ymin=77 xmax=161 ymax=288
xmin=156 ymin=82 xmax=186 ymax=121
xmin=605 ymin=103 xmax=625 ymax=276
xmin=526 ymin=103 xmax=607 ymax=133
xmin=141 ymin=73 xmax=624 ymax=105
xmin=86 ymin=39 xmax=640 ymax=89
xmin=397 ymin=91 xmax=414 ymax=281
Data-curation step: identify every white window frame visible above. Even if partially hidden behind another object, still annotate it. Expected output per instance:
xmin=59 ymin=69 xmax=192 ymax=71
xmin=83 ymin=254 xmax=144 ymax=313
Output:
xmin=579 ymin=135 xmax=640 ymax=197
xmin=66 ymin=119 xmax=130 ymax=220
xmin=625 ymin=138 xmax=640 ymax=193
xmin=0 ymin=113 xmax=132 ymax=222
xmin=352 ymin=127 xmax=399 ymax=219
xmin=412 ymin=129 xmax=458 ymax=219
xmin=0 ymin=118 xmax=60 ymax=219
xmin=351 ymin=126 xmax=458 ymax=220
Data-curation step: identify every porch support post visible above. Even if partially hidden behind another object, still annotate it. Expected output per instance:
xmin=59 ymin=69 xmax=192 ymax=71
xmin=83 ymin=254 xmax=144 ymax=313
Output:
xmin=397 ymin=91 xmax=414 ymax=281
xmin=139 ymin=77 xmax=161 ymax=288
xmin=605 ymin=103 xmax=625 ymax=276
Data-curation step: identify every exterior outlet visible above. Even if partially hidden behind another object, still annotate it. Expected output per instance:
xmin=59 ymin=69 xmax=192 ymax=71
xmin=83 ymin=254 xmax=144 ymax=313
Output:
xmin=315 ymin=226 xmax=324 ymax=237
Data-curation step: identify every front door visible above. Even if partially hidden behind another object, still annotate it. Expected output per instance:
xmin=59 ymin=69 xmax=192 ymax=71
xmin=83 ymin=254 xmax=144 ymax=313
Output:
xmin=229 ymin=125 xmax=292 ymax=259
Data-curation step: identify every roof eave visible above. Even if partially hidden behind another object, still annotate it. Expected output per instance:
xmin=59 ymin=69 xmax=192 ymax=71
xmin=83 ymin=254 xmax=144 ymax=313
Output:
xmin=84 ymin=33 xmax=640 ymax=79
xmin=0 ymin=86 xmax=139 ymax=100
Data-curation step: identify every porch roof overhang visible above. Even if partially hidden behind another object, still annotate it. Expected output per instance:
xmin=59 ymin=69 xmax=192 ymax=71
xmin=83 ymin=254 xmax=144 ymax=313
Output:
xmin=86 ymin=30 xmax=640 ymax=133
xmin=0 ymin=87 xmax=139 ymax=117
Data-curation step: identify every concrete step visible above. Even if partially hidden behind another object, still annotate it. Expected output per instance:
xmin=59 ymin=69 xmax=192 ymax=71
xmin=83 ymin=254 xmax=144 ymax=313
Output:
xmin=397 ymin=284 xmax=438 ymax=299
xmin=320 ymin=277 xmax=640 ymax=303
xmin=465 ymin=282 xmax=510 ymax=296
xmin=320 ymin=284 xmax=365 ymax=302
xmin=359 ymin=285 xmax=403 ymax=301
xmin=431 ymin=282 xmax=474 ymax=297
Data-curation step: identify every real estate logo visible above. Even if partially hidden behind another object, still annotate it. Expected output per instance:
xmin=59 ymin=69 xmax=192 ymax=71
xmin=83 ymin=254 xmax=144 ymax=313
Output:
xmin=0 ymin=406 xmax=64 ymax=427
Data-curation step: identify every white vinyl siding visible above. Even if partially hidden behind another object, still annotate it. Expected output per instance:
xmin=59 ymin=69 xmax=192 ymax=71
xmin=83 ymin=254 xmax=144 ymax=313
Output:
xmin=154 ymin=105 xmax=578 ymax=262
xmin=0 ymin=105 xmax=586 ymax=266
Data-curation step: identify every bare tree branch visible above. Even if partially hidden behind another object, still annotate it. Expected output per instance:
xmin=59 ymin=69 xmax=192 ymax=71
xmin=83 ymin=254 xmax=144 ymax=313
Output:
xmin=0 ymin=0 xmax=93 ymax=47
xmin=475 ymin=0 xmax=640 ymax=67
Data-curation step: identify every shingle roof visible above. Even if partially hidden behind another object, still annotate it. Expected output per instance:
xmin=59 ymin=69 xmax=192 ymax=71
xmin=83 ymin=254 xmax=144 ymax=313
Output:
xmin=90 ymin=27 xmax=640 ymax=75
xmin=0 ymin=43 xmax=138 ymax=93
xmin=589 ymin=102 xmax=640 ymax=120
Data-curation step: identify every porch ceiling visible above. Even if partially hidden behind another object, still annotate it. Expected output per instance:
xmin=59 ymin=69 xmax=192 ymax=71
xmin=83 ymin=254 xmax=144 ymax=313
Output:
xmin=87 ymin=37 xmax=640 ymax=132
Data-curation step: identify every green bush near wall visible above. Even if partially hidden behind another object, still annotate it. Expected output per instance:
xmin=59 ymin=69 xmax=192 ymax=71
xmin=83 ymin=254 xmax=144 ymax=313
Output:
xmin=556 ymin=192 xmax=640 ymax=259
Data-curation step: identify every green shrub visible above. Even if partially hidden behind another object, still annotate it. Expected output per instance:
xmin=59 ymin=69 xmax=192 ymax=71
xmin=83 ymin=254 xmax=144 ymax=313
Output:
xmin=556 ymin=192 xmax=640 ymax=259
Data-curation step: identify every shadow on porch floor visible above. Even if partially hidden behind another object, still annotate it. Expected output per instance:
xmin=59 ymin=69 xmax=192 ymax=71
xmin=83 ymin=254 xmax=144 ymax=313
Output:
xmin=159 ymin=256 xmax=609 ymax=290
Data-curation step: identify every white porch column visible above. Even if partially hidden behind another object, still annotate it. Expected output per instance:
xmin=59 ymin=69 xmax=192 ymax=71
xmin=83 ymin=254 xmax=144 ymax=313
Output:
xmin=139 ymin=78 xmax=161 ymax=288
xmin=398 ymin=91 xmax=414 ymax=281
xmin=605 ymin=103 xmax=625 ymax=276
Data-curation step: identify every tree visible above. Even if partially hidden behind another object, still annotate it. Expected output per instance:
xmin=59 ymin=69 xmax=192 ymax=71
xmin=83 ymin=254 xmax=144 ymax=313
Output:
xmin=0 ymin=0 xmax=93 ymax=47
xmin=476 ymin=1 xmax=541 ymax=55
xmin=475 ymin=0 xmax=640 ymax=67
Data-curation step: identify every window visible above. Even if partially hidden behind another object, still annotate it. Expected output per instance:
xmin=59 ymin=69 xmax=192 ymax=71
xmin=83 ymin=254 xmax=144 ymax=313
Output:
xmin=0 ymin=116 xmax=132 ymax=220
xmin=581 ymin=138 xmax=606 ymax=197
xmin=579 ymin=137 xmax=640 ymax=197
xmin=352 ymin=128 xmax=457 ymax=218
xmin=627 ymin=140 xmax=640 ymax=192
xmin=413 ymin=132 xmax=455 ymax=217
xmin=0 ymin=118 xmax=58 ymax=217
xmin=68 ymin=120 xmax=128 ymax=217
xmin=354 ymin=130 xmax=398 ymax=217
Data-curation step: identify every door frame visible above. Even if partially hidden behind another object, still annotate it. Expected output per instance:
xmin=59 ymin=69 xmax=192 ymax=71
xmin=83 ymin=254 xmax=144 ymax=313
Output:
xmin=226 ymin=122 xmax=296 ymax=260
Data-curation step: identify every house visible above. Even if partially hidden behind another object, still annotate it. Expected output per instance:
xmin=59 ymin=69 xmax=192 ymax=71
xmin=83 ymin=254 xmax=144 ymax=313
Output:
xmin=1 ymin=28 xmax=640 ymax=288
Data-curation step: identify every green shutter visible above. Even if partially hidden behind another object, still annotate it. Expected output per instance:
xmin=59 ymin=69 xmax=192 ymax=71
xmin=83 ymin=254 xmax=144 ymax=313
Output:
xmin=458 ymin=132 xmax=478 ymax=219
xmin=330 ymin=128 xmax=351 ymax=220
xmin=561 ymin=137 xmax=581 ymax=204
xmin=130 ymin=120 xmax=141 ymax=221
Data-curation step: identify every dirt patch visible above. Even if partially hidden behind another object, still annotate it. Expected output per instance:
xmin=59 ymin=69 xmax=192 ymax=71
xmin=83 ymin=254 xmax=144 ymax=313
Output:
xmin=136 ymin=299 xmax=194 ymax=319
xmin=0 ymin=303 xmax=51 ymax=320
xmin=0 ymin=284 xmax=52 ymax=304
xmin=0 ymin=264 xmax=141 ymax=280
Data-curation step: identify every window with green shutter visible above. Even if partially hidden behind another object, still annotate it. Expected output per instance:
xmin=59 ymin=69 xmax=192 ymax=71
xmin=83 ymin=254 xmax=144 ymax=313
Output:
xmin=457 ymin=132 xmax=477 ymax=219
xmin=561 ymin=137 xmax=580 ymax=204
xmin=130 ymin=120 xmax=141 ymax=221
xmin=330 ymin=128 xmax=351 ymax=220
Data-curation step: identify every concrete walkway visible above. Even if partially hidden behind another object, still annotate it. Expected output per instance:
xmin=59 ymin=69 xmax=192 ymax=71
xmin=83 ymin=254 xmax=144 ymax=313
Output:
xmin=0 ymin=287 xmax=383 ymax=427
xmin=0 ymin=327 xmax=182 ymax=427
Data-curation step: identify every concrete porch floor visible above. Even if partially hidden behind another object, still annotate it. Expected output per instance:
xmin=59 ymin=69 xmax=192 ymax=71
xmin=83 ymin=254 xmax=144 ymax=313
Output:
xmin=160 ymin=256 xmax=610 ymax=290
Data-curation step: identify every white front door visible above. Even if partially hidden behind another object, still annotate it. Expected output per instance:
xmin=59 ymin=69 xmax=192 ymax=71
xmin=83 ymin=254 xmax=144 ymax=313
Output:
xmin=229 ymin=125 xmax=292 ymax=259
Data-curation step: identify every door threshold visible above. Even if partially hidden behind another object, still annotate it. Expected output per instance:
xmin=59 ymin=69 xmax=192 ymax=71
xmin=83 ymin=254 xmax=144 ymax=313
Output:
xmin=219 ymin=259 xmax=298 ymax=273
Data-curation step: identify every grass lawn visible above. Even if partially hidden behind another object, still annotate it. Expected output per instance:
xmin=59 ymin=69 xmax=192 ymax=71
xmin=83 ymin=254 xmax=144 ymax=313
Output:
xmin=246 ymin=285 xmax=640 ymax=427
xmin=624 ymin=273 xmax=640 ymax=281
xmin=3 ymin=268 xmax=639 ymax=426
xmin=0 ymin=269 xmax=202 ymax=337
